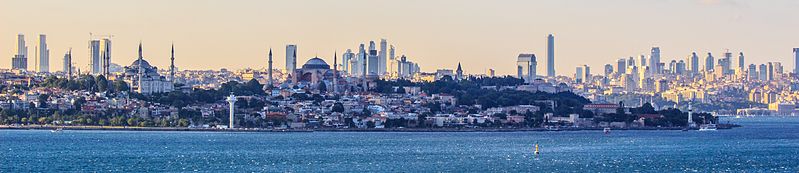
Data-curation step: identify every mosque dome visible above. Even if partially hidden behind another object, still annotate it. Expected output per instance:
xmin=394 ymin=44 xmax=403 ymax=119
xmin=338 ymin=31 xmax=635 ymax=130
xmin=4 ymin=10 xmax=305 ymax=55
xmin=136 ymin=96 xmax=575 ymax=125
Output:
xmin=301 ymin=57 xmax=330 ymax=69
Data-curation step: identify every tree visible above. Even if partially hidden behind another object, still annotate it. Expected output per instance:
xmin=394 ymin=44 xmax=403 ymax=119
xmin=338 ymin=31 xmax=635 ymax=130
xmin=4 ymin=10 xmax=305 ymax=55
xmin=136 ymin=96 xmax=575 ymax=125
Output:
xmin=113 ymin=80 xmax=130 ymax=92
xmin=332 ymin=102 xmax=345 ymax=113
xmin=317 ymin=81 xmax=327 ymax=94
xmin=96 ymin=75 xmax=109 ymax=92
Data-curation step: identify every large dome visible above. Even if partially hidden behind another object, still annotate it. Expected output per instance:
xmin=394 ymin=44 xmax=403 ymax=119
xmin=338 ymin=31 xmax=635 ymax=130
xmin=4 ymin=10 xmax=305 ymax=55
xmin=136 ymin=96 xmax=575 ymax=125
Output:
xmin=301 ymin=57 xmax=330 ymax=69
xmin=129 ymin=59 xmax=153 ymax=69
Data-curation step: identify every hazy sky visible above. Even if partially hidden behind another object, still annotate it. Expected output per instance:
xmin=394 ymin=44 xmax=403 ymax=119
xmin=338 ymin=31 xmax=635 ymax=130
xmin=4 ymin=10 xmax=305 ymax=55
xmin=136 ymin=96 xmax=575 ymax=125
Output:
xmin=2 ymin=0 xmax=798 ymax=75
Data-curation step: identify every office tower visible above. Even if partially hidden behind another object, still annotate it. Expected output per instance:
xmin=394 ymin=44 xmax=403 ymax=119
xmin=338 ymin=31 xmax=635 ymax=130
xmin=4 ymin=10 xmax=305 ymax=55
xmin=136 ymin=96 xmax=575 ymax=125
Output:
xmin=89 ymin=39 xmax=101 ymax=74
xmin=690 ymin=52 xmax=699 ymax=74
xmin=583 ymin=65 xmax=591 ymax=83
xmin=705 ymin=52 xmax=715 ymax=71
xmin=267 ymin=48 xmax=273 ymax=88
xmin=353 ymin=44 xmax=366 ymax=77
xmin=12 ymin=34 xmax=28 ymax=70
xmin=604 ymin=64 xmax=613 ymax=77
xmin=546 ymin=34 xmax=555 ymax=77
xmin=639 ymin=55 xmax=647 ymax=67
xmin=669 ymin=60 xmax=677 ymax=74
xmin=379 ymin=39 xmax=387 ymax=75
xmin=487 ymin=69 xmax=495 ymax=77
xmin=100 ymin=38 xmax=111 ymax=76
xmin=517 ymin=54 xmax=537 ymax=83
xmin=721 ymin=50 xmax=732 ymax=74
xmin=738 ymin=52 xmax=745 ymax=71
xmin=368 ymin=41 xmax=378 ymax=76
xmin=616 ymin=58 xmax=627 ymax=74
xmin=650 ymin=47 xmax=661 ymax=74
xmin=38 ymin=34 xmax=49 ymax=72
xmin=794 ymin=48 xmax=799 ymax=75
xmin=170 ymin=44 xmax=175 ymax=82
xmin=773 ymin=62 xmax=783 ymax=74
xmin=575 ymin=66 xmax=584 ymax=83
xmin=286 ymin=45 xmax=297 ymax=73
xmin=389 ymin=45 xmax=396 ymax=76
xmin=342 ymin=49 xmax=353 ymax=75
xmin=676 ymin=60 xmax=686 ymax=75
xmin=759 ymin=64 xmax=768 ymax=81
xmin=767 ymin=62 xmax=774 ymax=81
xmin=747 ymin=64 xmax=757 ymax=80
xmin=627 ymin=57 xmax=635 ymax=67
xmin=63 ymin=49 xmax=72 ymax=79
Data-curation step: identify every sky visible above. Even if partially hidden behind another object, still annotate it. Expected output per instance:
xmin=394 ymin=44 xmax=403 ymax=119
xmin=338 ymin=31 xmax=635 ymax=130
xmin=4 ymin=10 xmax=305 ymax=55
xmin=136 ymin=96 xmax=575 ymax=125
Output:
xmin=2 ymin=0 xmax=799 ymax=76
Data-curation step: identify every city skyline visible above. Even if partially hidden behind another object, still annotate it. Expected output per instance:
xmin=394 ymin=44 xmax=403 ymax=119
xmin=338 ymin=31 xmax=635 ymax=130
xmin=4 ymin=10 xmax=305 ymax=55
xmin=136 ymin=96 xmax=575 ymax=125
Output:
xmin=2 ymin=0 xmax=799 ymax=75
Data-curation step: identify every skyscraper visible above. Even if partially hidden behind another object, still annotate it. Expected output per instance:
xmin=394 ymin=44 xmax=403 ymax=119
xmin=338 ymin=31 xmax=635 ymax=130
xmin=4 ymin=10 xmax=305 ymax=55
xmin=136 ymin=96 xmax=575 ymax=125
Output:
xmin=388 ymin=45 xmax=396 ymax=77
xmin=616 ymin=58 xmax=627 ymax=74
xmin=759 ymin=64 xmax=767 ymax=81
xmin=89 ymin=39 xmax=101 ymax=74
xmin=100 ymin=38 xmax=112 ymax=76
xmin=705 ymin=52 xmax=715 ymax=71
xmin=343 ymin=49 xmax=354 ymax=75
xmin=738 ymin=52 xmax=745 ymax=71
xmin=368 ymin=41 xmax=378 ymax=76
xmin=286 ymin=44 xmax=297 ymax=73
xmin=63 ymin=48 xmax=72 ymax=79
xmin=639 ymin=55 xmax=647 ymax=67
xmin=583 ymin=64 xmax=591 ymax=83
xmin=546 ymin=34 xmax=555 ymax=77
xmin=38 ymin=34 xmax=49 ymax=72
xmin=690 ymin=52 xmax=699 ymax=74
xmin=747 ymin=64 xmax=757 ymax=80
xmin=379 ymin=39 xmax=387 ymax=76
xmin=650 ymin=47 xmax=661 ymax=74
xmin=794 ymin=48 xmax=799 ymax=75
xmin=575 ymin=66 xmax=583 ymax=83
xmin=11 ymin=34 xmax=28 ymax=70
xmin=604 ymin=64 xmax=613 ymax=77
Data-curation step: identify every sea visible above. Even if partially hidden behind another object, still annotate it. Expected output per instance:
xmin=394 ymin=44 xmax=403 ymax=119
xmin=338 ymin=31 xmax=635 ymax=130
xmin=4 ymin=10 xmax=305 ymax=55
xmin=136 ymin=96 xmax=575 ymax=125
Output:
xmin=2 ymin=117 xmax=798 ymax=172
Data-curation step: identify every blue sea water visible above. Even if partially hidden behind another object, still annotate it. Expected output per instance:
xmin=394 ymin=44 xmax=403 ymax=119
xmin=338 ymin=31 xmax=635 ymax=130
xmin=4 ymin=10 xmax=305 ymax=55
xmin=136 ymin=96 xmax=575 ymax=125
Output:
xmin=2 ymin=117 xmax=799 ymax=172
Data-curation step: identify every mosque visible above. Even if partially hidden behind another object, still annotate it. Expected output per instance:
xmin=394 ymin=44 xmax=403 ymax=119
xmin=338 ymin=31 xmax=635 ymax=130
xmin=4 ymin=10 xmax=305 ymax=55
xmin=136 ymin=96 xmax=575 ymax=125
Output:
xmin=122 ymin=43 xmax=175 ymax=94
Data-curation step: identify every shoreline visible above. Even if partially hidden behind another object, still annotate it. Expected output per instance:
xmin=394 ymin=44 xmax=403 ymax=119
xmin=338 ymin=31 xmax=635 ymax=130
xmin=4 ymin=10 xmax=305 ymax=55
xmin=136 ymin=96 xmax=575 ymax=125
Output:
xmin=0 ymin=124 xmax=739 ymax=132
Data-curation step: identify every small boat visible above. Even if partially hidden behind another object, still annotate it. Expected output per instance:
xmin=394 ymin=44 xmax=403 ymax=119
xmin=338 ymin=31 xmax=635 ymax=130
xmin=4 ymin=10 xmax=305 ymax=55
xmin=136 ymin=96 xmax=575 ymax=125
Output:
xmin=534 ymin=143 xmax=540 ymax=155
xmin=50 ymin=128 xmax=63 ymax=133
xmin=603 ymin=128 xmax=611 ymax=134
xmin=698 ymin=124 xmax=717 ymax=131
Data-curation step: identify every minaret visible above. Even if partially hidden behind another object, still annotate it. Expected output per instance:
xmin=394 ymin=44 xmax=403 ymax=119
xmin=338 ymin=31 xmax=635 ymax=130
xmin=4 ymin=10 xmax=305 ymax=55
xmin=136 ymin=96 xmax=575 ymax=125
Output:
xmin=333 ymin=51 xmax=338 ymax=94
xmin=226 ymin=93 xmax=237 ymax=129
xmin=170 ymin=43 xmax=175 ymax=83
xmin=267 ymin=48 xmax=273 ymax=89
xmin=137 ymin=42 xmax=143 ymax=93
xmin=362 ymin=47 xmax=368 ymax=92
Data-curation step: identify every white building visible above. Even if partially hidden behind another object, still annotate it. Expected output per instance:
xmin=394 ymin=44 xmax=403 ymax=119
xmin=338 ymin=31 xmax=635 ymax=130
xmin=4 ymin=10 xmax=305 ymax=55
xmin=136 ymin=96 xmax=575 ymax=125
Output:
xmin=123 ymin=43 xmax=174 ymax=94
xmin=286 ymin=44 xmax=297 ymax=73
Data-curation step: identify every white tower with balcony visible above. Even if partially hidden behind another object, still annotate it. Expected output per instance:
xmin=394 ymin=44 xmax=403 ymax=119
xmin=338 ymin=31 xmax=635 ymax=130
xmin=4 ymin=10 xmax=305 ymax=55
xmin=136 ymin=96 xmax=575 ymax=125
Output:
xmin=226 ymin=93 xmax=237 ymax=129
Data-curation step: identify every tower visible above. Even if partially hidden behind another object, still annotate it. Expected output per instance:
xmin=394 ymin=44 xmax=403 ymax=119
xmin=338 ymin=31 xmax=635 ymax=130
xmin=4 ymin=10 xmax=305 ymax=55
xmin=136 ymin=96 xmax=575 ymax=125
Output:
xmin=379 ymin=39 xmax=387 ymax=76
xmin=690 ymin=52 xmax=699 ymax=74
xmin=687 ymin=104 xmax=696 ymax=128
xmin=705 ymin=52 xmax=715 ymax=71
xmin=89 ymin=39 xmax=101 ymax=74
xmin=546 ymin=34 xmax=555 ymax=77
xmin=650 ymin=47 xmax=661 ymax=74
xmin=12 ymin=34 xmax=28 ymax=70
xmin=170 ymin=43 xmax=175 ymax=83
xmin=738 ymin=52 xmax=745 ymax=71
xmin=286 ymin=45 xmax=297 ymax=73
xmin=794 ymin=48 xmax=799 ymax=75
xmin=333 ymin=52 xmax=338 ymax=94
xmin=456 ymin=62 xmax=463 ymax=81
xmin=64 ymin=48 xmax=73 ymax=80
xmin=38 ymin=34 xmax=49 ymax=72
xmin=226 ymin=93 xmax=237 ymax=129
xmin=267 ymin=48 xmax=273 ymax=89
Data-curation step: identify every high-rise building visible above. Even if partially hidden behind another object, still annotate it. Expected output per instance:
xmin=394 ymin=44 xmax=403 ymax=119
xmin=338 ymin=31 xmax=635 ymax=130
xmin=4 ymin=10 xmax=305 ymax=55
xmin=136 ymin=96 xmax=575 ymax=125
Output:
xmin=759 ymin=64 xmax=768 ymax=81
xmin=100 ymin=38 xmax=112 ymax=76
xmin=690 ymin=52 xmax=699 ymax=74
xmin=368 ymin=41 xmax=379 ymax=76
xmin=627 ymin=57 xmax=635 ymax=68
xmin=89 ymin=39 xmax=101 ymax=74
xmin=705 ymin=52 xmax=715 ymax=71
xmin=342 ymin=49 xmax=353 ymax=75
xmin=767 ymin=62 xmax=774 ymax=81
xmin=63 ymin=48 xmax=72 ymax=79
xmin=721 ymin=50 xmax=733 ymax=74
xmin=546 ymin=34 xmax=555 ymax=77
xmin=650 ymin=47 xmax=661 ymax=74
xmin=747 ymin=64 xmax=757 ymax=80
xmin=574 ymin=66 xmax=584 ymax=83
xmin=583 ymin=64 xmax=591 ymax=83
xmin=517 ymin=54 xmax=537 ymax=83
xmin=668 ymin=60 xmax=677 ymax=74
xmin=38 ymin=34 xmax=49 ymax=72
xmin=286 ymin=44 xmax=297 ymax=73
xmin=604 ymin=64 xmax=613 ymax=77
xmin=11 ymin=34 xmax=28 ymax=70
xmin=388 ymin=45 xmax=396 ymax=77
xmin=794 ymin=48 xmax=799 ymax=75
xmin=379 ymin=39 xmax=387 ymax=75
xmin=676 ymin=60 xmax=686 ymax=75
xmin=616 ymin=58 xmax=627 ymax=74
xmin=639 ymin=55 xmax=647 ymax=67
xmin=738 ymin=52 xmax=745 ymax=71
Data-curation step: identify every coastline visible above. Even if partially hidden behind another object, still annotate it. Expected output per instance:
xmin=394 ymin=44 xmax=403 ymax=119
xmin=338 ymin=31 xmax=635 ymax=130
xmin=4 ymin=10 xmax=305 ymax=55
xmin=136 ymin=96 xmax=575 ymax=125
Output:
xmin=0 ymin=124 xmax=739 ymax=132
